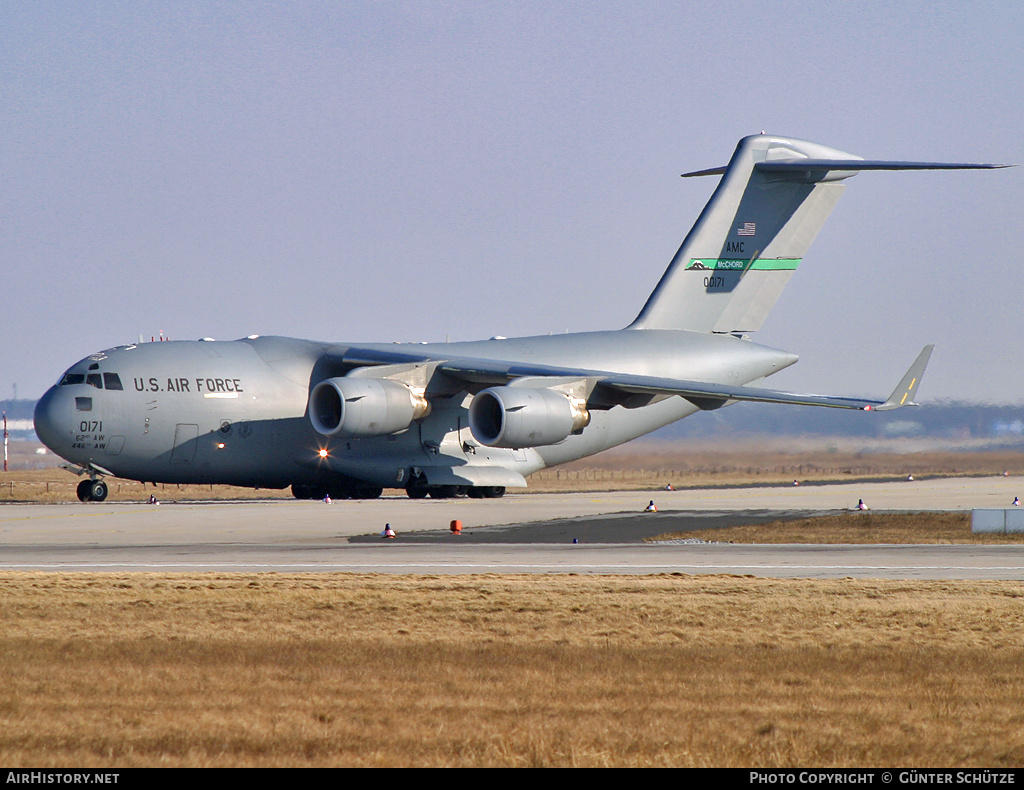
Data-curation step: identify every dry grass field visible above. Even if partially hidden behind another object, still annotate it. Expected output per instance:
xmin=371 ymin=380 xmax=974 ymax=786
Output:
xmin=651 ymin=511 xmax=1024 ymax=545
xmin=528 ymin=441 xmax=1024 ymax=491
xmin=1 ymin=573 xmax=1023 ymax=768
xmin=4 ymin=441 xmax=1023 ymax=767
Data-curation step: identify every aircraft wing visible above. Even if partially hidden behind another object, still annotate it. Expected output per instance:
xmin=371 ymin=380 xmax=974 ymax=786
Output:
xmin=321 ymin=344 xmax=931 ymax=413
xmin=327 ymin=343 xmax=933 ymax=412
xmin=424 ymin=345 xmax=932 ymax=412
xmin=592 ymin=344 xmax=933 ymax=412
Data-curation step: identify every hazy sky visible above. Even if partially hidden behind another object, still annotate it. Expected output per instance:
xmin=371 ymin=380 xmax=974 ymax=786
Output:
xmin=3 ymin=1 xmax=1022 ymax=403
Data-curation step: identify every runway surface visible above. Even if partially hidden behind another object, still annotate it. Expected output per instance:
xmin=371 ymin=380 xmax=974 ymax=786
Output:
xmin=2 ymin=476 xmax=1023 ymax=578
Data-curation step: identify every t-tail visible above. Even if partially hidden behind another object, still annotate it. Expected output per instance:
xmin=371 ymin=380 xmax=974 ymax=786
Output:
xmin=629 ymin=134 xmax=1009 ymax=334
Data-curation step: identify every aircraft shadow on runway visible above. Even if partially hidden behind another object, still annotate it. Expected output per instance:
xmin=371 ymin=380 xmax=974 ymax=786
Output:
xmin=347 ymin=509 xmax=834 ymax=544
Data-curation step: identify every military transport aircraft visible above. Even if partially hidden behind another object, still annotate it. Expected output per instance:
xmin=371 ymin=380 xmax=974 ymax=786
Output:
xmin=34 ymin=135 xmax=1008 ymax=502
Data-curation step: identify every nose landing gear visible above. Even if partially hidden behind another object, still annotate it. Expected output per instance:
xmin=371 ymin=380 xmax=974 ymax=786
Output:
xmin=76 ymin=478 xmax=109 ymax=502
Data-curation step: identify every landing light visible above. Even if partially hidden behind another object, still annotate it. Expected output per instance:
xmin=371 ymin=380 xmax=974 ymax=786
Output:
xmin=318 ymin=448 xmax=329 ymax=458
xmin=217 ymin=442 xmax=226 ymax=449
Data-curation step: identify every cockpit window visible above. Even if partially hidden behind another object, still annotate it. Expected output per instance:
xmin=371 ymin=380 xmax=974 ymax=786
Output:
xmin=59 ymin=370 xmax=123 ymax=389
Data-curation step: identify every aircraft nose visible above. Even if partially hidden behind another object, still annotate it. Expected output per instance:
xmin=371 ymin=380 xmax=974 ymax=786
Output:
xmin=34 ymin=386 xmax=72 ymax=454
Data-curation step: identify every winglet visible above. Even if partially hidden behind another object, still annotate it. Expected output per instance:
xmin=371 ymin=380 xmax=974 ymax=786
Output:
xmin=872 ymin=345 xmax=934 ymax=411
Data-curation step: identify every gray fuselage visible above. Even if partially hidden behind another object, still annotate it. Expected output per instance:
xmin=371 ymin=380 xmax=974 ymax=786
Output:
xmin=34 ymin=330 xmax=796 ymax=490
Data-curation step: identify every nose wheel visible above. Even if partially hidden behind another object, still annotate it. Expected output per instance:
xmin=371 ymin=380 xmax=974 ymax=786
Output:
xmin=77 ymin=479 xmax=109 ymax=502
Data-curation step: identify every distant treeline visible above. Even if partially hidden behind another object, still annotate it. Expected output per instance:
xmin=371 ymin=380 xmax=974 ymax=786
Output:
xmin=1 ymin=399 xmax=38 ymax=440
xmin=4 ymin=398 xmax=1024 ymax=442
xmin=652 ymin=400 xmax=1024 ymax=440
xmin=0 ymin=400 xmax=35 ymax=421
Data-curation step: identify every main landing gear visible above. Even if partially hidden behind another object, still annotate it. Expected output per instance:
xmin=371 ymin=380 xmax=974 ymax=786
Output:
xmin=76 ymin=479 xmax=109 ymax=502
xmin=291 ymin=482 xmax=506 ymax=500
xmin=405 ymin=484 xmax=505 ymax=499
xmin=291 ymin=483 xmax=384 ymax=500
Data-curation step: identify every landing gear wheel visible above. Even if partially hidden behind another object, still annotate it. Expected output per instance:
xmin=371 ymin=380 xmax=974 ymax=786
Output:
xmin=77 ymin=480 xmax=93 ymax=502
xmin=426 ymin=485 xmax=475 ymax=499
xmin=291 ymin=484 xmax=314 ymax=500
xmin=89 ymin=480 xmax=108 ymax=502
xmin=406 ymin=486 xmax=428 ymax=499
xmin=467 ymin=486 xmax=505 ymax=498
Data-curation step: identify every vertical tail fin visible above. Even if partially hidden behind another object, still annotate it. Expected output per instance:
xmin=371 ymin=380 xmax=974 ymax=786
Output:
xmin=630 ymin=134 xmax=1008 ymax=333
xmin=629 ymin=135 xmax=856 ymax=333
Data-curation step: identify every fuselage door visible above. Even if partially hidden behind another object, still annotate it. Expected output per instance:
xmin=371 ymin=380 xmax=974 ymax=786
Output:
xmin=170 ymin=423 xmax=199 ymax=464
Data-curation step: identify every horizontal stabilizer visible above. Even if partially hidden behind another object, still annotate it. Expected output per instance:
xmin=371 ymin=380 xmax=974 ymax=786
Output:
xmin=681 ymin=165 xmax=728 ymax=178
xmin=756 ymin=160 xmax=1011 ymax=173
xmin=684 ymin=160 xmax=1013 ymax=178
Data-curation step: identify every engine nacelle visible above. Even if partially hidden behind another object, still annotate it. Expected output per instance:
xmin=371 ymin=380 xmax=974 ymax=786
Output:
xmin=469 ymin=386 xmax=590 ymax=449
xmin=309 ymin=377 xmax=430 ymax=438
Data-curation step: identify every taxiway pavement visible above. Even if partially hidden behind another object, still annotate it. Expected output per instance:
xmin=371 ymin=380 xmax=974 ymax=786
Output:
xmin=1 ymin=477 xmax=1022 ymax=578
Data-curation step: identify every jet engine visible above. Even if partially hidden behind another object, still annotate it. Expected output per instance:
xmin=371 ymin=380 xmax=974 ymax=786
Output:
xmin=469 ymin=386 xmax=590 ymax=449
xmin=309 ymin=377 xmax=430 ymax=438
